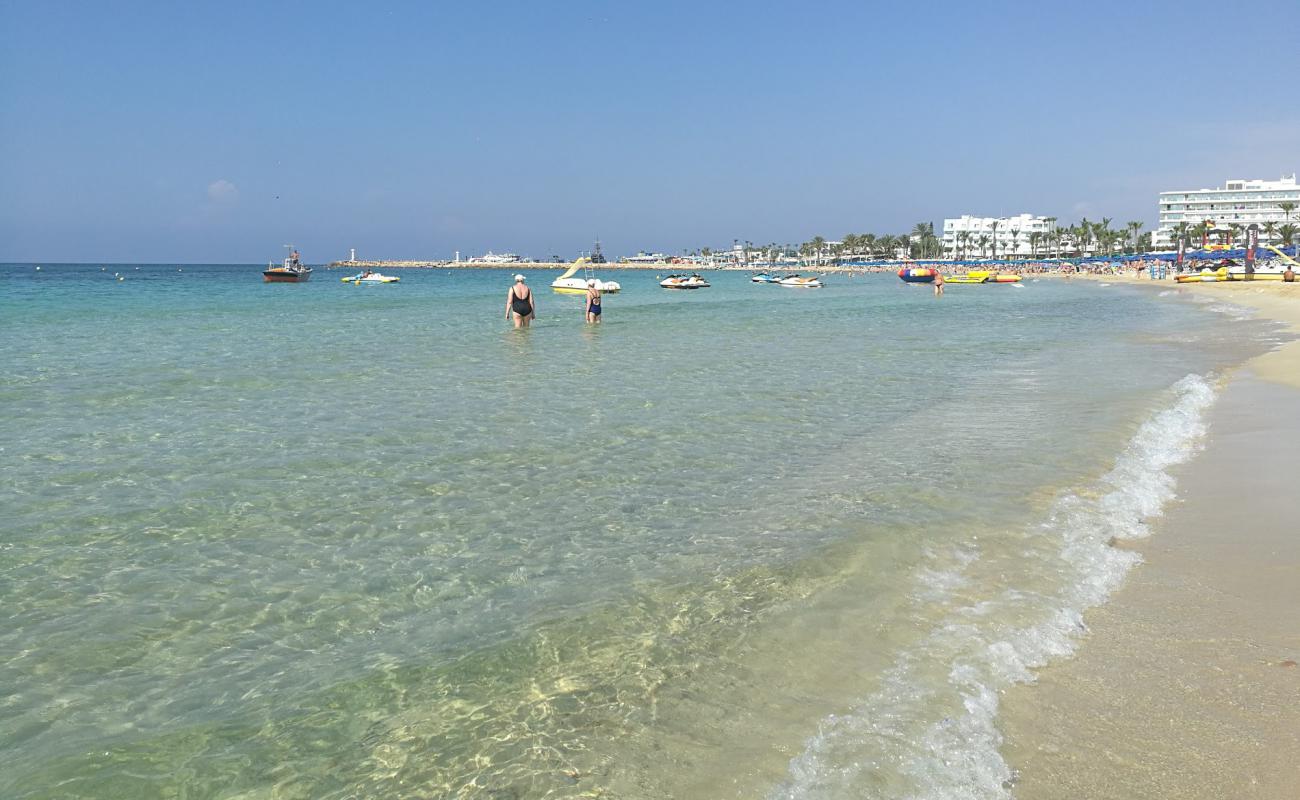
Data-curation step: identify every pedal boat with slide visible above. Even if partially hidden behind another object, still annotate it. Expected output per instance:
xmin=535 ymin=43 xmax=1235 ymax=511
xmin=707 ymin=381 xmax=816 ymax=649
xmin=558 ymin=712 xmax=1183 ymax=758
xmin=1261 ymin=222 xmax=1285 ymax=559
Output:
xmin=551 ymin=257 xmax=622 ymax=294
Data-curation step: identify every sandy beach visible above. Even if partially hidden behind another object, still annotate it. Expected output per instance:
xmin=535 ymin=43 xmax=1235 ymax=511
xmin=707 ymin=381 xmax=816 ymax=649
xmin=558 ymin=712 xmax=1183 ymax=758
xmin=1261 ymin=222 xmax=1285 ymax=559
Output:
xmin=1000 ymin=278 xmax=1300 ymax=797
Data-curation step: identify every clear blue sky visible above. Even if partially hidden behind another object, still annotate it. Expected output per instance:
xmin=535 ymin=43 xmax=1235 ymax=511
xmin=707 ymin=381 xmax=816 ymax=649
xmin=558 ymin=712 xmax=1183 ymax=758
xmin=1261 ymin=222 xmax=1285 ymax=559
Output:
xmin=2 ymin=0 xmax=1296 ymax=262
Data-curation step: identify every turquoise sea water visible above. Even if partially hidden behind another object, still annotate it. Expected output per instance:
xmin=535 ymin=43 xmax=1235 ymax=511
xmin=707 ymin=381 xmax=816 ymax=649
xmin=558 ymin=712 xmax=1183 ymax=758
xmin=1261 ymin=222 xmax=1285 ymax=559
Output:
xmin=0 ymin=265 xmax=1283 ymax=798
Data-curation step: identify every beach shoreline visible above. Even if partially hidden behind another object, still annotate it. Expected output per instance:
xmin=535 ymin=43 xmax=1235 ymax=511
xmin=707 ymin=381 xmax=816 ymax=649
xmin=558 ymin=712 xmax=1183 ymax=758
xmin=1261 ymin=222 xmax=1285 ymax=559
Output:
xmin=999 ymin=280 xmax=1300 ymax=796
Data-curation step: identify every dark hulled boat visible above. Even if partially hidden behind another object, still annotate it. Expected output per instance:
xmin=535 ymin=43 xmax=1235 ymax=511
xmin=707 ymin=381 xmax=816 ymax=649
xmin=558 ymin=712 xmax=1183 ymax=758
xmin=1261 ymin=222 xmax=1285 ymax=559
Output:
xmin=263 ymin=249 xmax=312 ymax=283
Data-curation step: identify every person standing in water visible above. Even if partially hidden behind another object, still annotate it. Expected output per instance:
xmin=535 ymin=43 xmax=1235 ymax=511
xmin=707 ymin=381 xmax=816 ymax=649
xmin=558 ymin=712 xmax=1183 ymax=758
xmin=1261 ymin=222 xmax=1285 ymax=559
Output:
xmin=933 ymin=270 xmax=945 ymax=296
xmin=585 ymin=279 xmax=602 ymax=324
xmin=505 ymin=274 xmax=535 ymax=328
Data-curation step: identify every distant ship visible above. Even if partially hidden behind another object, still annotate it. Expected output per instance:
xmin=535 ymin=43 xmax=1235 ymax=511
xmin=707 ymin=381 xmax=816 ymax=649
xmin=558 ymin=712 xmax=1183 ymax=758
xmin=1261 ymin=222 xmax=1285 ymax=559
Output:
xmin=467 ymin=251 xmax=522 ymax=264
xmin=622 ymin=251 xmax=668 ymax=264
xmin=589 ymin=239 xmax=607 ymax=264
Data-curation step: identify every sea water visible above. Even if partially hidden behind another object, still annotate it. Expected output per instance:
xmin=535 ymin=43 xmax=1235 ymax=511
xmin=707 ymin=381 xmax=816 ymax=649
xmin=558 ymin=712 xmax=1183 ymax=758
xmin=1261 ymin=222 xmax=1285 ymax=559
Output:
xmin=0 ymin=265 xmax=1282 ymax=798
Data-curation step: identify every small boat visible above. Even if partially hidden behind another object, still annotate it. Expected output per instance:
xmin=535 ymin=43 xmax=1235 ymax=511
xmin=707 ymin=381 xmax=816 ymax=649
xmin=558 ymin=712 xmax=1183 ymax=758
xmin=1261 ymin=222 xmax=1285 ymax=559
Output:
xmin=751 ymin=272 xmax=781 ymax=283
xmin=551 ymin=257 xmax=621 ymax=294
xmin=263 ymin=249 xmax=311 ymax=283
xmin=342 ymin=271 xmax=400 ymax=284
xmin=661 ymin=273 xmax=710 ymax=289
xmin=778 ymin=274 xmax=824 ymax=288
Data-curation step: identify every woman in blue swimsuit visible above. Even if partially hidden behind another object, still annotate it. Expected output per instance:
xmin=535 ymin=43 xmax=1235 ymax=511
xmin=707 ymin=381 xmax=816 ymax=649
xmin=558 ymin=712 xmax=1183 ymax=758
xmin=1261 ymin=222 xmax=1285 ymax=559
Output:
xmin=585 ymin=279 xmax=602 ymax=324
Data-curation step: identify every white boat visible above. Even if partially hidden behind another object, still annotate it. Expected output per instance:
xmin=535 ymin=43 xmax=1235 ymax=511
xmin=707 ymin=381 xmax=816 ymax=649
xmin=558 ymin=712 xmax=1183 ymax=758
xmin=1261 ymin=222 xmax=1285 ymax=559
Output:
xmin=660 ymin=273 xmax=710 ymax=289
xmin=551 ymin=257 xmax=621 ymax=294
xmin=342 ymin=271 xmax=400 ymax=284
xmin=622 ymin=251 xmax=668 ymax=264
xmin=778 ymin=274 xmax=824 ymax=288
xmin=467 ymin=251 xmax=522 ymax=264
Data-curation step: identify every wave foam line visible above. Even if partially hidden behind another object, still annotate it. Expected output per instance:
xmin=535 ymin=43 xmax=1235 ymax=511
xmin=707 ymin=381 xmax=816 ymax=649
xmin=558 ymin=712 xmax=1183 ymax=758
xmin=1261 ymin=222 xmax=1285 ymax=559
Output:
xmin=771 ymin=374 xmax=1217 ymax=800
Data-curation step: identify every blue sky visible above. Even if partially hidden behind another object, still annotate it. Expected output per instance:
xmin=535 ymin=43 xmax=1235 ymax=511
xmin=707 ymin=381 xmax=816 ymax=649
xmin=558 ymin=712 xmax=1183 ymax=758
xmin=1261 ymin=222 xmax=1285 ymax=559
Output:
xmin=2 ymin=0 xmax=1296 ymax=262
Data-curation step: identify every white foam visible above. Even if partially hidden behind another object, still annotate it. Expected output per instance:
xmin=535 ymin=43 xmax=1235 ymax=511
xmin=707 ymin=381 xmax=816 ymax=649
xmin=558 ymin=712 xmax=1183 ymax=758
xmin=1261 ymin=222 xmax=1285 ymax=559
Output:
xmin=1203 ymin=302 xmax=1256 ymax=321
xmin=770 ymin=374 xmax=1218 ymax=800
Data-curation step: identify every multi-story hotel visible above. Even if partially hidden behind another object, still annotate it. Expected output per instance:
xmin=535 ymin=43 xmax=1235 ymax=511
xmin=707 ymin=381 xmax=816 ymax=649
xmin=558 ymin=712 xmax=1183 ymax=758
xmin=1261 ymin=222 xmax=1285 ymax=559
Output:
xmin=942 ymin=213 xmax=1054 ymax=259
xmin=1154 ymin=174 xmax=1298 ymax=248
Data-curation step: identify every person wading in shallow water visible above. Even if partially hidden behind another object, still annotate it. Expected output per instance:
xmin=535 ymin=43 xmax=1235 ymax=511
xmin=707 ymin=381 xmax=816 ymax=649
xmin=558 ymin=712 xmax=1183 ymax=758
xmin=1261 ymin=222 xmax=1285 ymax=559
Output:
xmin=505 ymin=274 xmax=535 ymax=328
xmin=933 ymin=270 xmax=945 ymax=296
xmin=585 ymin=279 xmax=602 ymax=324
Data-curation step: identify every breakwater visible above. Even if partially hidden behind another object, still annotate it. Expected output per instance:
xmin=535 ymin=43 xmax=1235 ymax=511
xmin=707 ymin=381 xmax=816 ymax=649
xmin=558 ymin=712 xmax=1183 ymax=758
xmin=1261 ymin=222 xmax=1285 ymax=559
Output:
xmin=326 ymin=260 xmax=678 ymax=270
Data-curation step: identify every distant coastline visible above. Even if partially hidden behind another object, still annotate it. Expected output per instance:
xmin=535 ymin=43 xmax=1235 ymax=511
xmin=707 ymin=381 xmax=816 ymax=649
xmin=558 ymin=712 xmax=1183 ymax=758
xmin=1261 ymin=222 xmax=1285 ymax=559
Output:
xmin=326 ymin=260 xmax=673 ymax=270
xmin=325 ymin=260 xmax=901 ymax=272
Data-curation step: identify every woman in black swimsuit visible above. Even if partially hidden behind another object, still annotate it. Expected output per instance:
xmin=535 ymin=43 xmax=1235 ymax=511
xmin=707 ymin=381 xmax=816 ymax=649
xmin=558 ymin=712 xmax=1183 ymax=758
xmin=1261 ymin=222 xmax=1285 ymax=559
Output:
xmin=505 ymin=274 xmax=535 ymax=328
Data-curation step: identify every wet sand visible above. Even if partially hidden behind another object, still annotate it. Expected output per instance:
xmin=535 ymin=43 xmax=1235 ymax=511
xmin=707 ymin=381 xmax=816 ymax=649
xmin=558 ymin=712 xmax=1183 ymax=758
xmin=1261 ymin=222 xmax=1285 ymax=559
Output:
xmin=999 ymin=282 xmax=1300 ymax=797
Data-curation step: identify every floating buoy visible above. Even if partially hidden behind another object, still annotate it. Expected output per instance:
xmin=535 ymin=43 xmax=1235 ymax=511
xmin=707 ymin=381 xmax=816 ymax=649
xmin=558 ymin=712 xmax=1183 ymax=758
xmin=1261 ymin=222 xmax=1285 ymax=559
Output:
xmin=898 ymin=267 xmax=937 ymax=284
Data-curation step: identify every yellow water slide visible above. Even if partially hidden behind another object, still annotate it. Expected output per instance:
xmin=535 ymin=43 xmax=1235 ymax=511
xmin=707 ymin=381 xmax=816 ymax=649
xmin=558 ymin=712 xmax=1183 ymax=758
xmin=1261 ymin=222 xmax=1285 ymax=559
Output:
xmin=1264 ymin=245 xmax=1298 ymax=266
xmin=556 ymin=257 xmax=591 ymax=281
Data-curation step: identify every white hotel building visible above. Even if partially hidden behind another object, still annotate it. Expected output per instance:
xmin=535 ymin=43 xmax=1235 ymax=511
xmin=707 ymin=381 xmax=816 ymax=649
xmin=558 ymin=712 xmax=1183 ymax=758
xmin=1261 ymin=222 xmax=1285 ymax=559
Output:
xmin=1154 ymin=174 xmax=1298 ymax=248
xmin=942 ymin=213 xmax=1053 ymax=259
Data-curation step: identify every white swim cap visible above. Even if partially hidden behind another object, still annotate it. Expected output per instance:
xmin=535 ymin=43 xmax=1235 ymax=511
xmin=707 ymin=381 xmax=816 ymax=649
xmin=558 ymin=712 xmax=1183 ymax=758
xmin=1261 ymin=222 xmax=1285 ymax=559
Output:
xmin=514 ymin=274 xmax=525 ymax=282
xmin=587 ymin=279 xmax=596 ymax=286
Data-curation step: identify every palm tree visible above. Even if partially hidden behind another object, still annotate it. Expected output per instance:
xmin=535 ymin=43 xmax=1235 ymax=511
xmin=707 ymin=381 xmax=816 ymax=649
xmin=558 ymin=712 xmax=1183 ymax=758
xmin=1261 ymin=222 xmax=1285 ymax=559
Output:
xmin=841 ymin=234 xmax=857 ymax=259
xmin=1279 ymin=201 xmax=1296 ymax=224
xmin=810 ymin=235 xmax=826 ymax=265
xmin=873 ymin=235 xmax=892 ymax=260
xmin=1043 ymin=217 xmax=1058 ymax=257
xmin=1096 ymin=218 xmax=1112 ymax=255
xmin=1126 ymin=221 xmax=1143 ymax=254
xmin=1263 ymin=221 xmax=1278 ymax=245
xmin=1076 ymin=218 xmax=1091 ymax=256
xmin=976 ymin=234 xmax=990 ymax=258
xmin=1278 ymin=224 xmax=1297 ymax=247
xmin=1170 ymin=222 xmax=1188 ymax=251
xmin=1028 ymin=231 xmax=1041 ymax=258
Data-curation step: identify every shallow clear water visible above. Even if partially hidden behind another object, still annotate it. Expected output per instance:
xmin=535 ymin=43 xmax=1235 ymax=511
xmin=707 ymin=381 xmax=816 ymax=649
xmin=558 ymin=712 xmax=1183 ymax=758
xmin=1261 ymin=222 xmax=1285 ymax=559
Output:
xmin=0 ymin=265 xmax=1281 ymax=798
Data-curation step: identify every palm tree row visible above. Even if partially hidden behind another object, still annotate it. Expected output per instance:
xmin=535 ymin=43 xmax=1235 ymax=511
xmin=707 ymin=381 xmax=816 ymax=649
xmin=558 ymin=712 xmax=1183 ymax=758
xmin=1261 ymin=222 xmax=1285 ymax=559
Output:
xmin=716 ymin=208 xmax=1298 ymax=266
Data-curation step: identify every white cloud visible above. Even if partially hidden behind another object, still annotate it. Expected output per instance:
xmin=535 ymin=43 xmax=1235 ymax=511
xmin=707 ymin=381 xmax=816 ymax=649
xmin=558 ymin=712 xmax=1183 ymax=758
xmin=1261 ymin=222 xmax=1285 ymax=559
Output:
xmin=207 ymin=179 xmax=239 ymax=204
